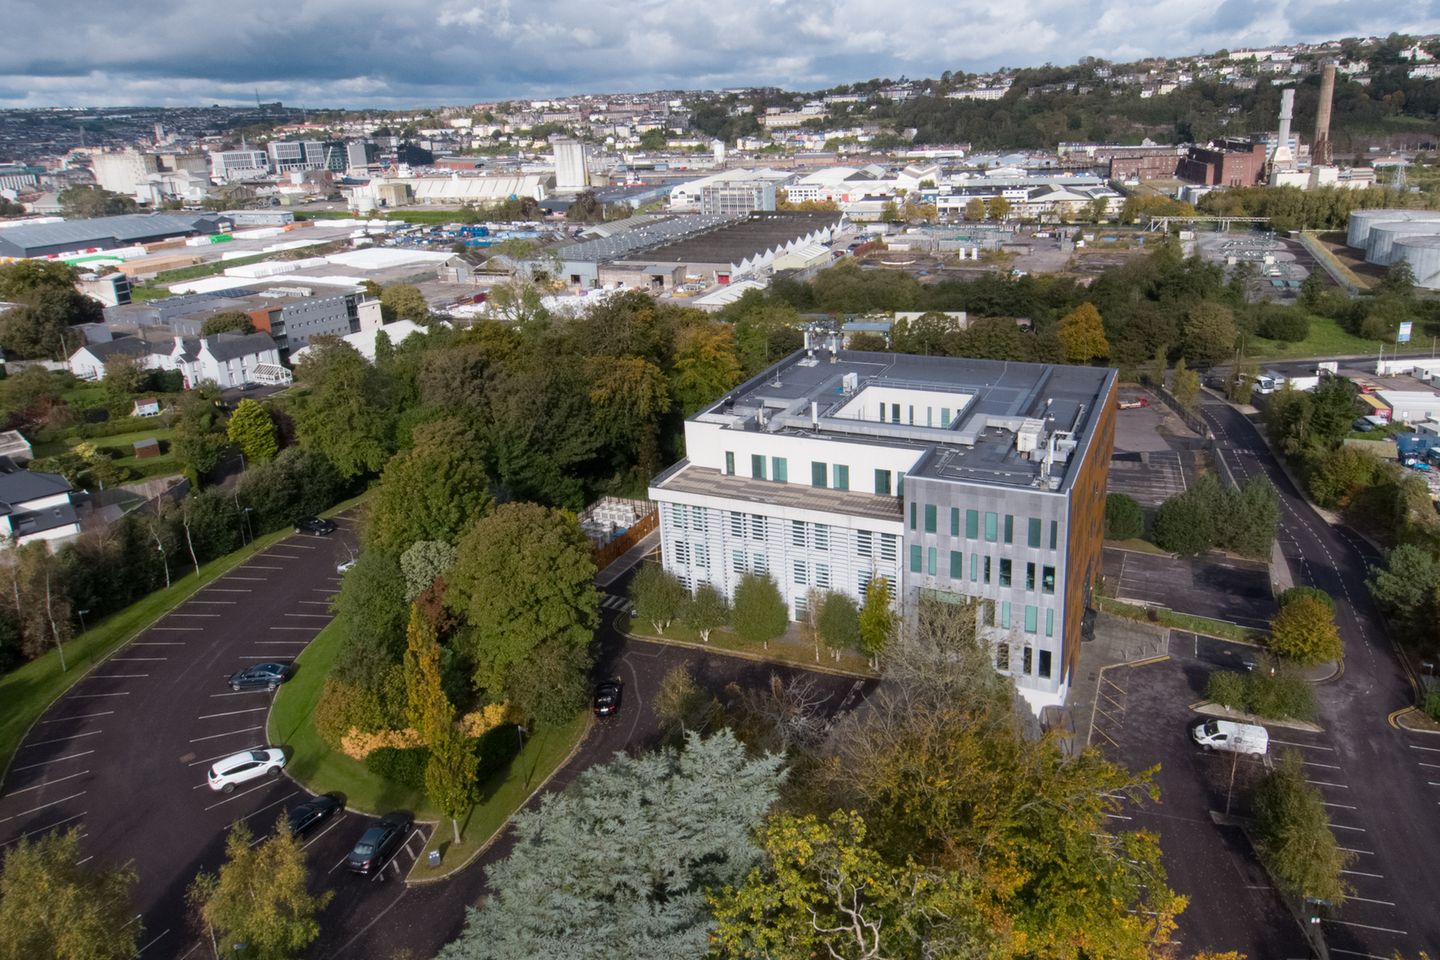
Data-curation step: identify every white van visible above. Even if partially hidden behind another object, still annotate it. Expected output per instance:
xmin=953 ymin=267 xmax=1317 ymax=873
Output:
xmin=1191 ymin=719 xmax=1268 ymax=757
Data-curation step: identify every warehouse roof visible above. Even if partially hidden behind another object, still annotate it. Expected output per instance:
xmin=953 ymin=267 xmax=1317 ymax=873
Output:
xmin=0 ymin=213 xmax=224 ymax=256
xmin=617 ymin=212 xmax=840 ymax=267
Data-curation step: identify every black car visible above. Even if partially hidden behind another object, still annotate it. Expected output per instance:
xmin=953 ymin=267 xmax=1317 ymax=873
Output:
xmin=593 ymin=680 xmax=623 ymax=717
xmin=346 ymin=813 xmax=411 ymax=876
xmin=227 ymin=661 xmax=292 ymax=692
xmin=286 ymin=795 xmax=342 ymax=837
xmin=295 ymin=516 xmax=337 ymax=536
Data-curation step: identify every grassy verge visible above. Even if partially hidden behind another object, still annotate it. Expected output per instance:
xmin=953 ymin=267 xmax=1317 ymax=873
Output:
xmin=0 ymin=524 xmax=293 ymax=779
xmin=622 ymin=615 xmax=876 ymax=676
xmin=1244 ymin=314 xmax=1387 ymax=361
xmin=1097 ymin=596 xmax=1268 ymax=645
xmin=410 ymin=711 xmax=589 ymax=881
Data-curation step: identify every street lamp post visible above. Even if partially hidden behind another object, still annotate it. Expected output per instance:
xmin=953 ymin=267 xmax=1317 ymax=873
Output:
xmin=77 ymin=608 xmax=90 ymax=635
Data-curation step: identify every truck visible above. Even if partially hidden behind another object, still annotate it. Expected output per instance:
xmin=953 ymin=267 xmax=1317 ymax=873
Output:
xmin=1191 ymin=719 xmax=1268 ymax=757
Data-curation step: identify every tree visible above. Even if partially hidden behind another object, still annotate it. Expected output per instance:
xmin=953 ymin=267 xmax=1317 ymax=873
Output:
xmin=566 ymin=190 xmax=604 ymax=222
xmin=816 ymin=592 xmax=860 ymax=652
xmin=654 ymin=664 xmax=718 ymax=741
xmin=1269 ymin=594 xmax=1343 ymax=665
xmin=404 ymin=605 xmax=454 ymax=747
xmin=332 ymin=549 xmax=410 ymax=690
xmin=1057 ymin=302 xmax=1110 ymax=364
xmin=436 ymin=731 xmax=784 ymax=960
xmin=225 ymin=398 xmax=278 ymax=465
xmin=400 ymin=539 xmax=458 ymax=602
xmin=1105 ymin=493 xmax=1145 ymax=540
xmin=1376 ymin=259 xmax=1416 ymax=300
xmin=857 ymin=576 xmax=895 ymax=667
xmin=1368 ymin=543 xmax=1440 ymax=632
xmin=963 ymin=198 xmax=986 ymax=221
xmin=503 ymin=636 xmax=592 ymax=724
xmin=731 ymin=573 xmax=788 ymax=645
xmin=447 ymin=502 xmax=598 ymax=692
xmin=57 ymin=186 xmax=136 ymax=218
xmin=200 ymin=311 xmax=256 ymax=336
xmin=0 ymin=828 xmax=141 ymax=960
xmin=629 ymin=563 xmax=688 ymax=635
xmin=1181 ymin=302 xmax=1238 ymax=369
xmin=1252 ymin=755 xmax=1352 ymax=904
xmin=379 ymin=283 xmax=431 ymax=323
xmin=986 ymin=196 xmax=1010 ymax=220
xmin=670 ymin=323 xmax=743 ymax=414
xmin=0 ymin=261 xmax=102 ymax=360
xmin=170 ymin=385 xmax=230 ymax=484
xmin=681 ymin=582 xmax=728 ymax=642
xmin=365 ymin=417 xmax=493 ymax=556
xmin=1309 ymin=445 xmax=1382 ymax=508
xmin=1153 ymin=486 xmax=1214 ymax=556
xmin=427 ymin=729 xmax=479 ymax=844
xmin=1172 ymin=356 xmax=1199 ymax=411
xmin=294 ymin=339 xmax=397 ymax=478
xmin=189 ymin=820 xmax=332 ymax=960
xmin=102 ymin=354 xmax=149 ymax=401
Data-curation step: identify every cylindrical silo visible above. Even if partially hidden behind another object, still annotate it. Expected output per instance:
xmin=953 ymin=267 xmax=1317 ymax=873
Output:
xmin=1367 ymin=221 xmax=1440 ymax=265
xmin=1393 ymin=235 xmax=1440 ymax=290
xmin=1347 ymin=209 xmax=1440 ymax=250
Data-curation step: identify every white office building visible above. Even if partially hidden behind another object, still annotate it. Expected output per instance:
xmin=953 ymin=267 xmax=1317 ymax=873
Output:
xmin=210 ymin=149 xmax=271 ymax=182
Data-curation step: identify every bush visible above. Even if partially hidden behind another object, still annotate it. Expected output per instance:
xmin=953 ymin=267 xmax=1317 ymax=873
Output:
xmin=1269 ymin=594 xmax=1343 ymax=666
xmin=1207 ymin=670 xmax=1246 ymax=709
xmin=312 ymin=678 xmax=393 ymax=749
xmin=1152 ymin=491 xmax=1214 ymax=555
xmin=1245 ymin=664 xmax=1318 ymax=722
xmin=732 ymin=573 xmax=789 ymax=645
xmin=364 ymin=746 xmax=430 ymax=789
xmin=1253 ymin=755 xmax=1351 ymax=903
xmin=1423 ymin=688 xmax=1440 ymax=722
xmin=1104 ymin=493 xmax=1144 ymax=541
xmin=1277 ymin=586 xmax=1334 ymax=612
xmin=1254 ymin=304 xmax=1310 ymax=342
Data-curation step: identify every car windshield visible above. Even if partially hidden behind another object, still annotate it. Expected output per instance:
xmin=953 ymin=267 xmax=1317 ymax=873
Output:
xmin=353 ymin=842 xmax=375 ymax=856
xmin=1202 ymin=721 xmax=1219 ymax=736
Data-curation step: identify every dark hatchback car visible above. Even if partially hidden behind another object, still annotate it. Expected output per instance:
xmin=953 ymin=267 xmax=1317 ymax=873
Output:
xmin=295 ymin=516 xmax=337 ymax=536
xmin=227 ymin=661 xmax=292 ymax=692
xmin=346 ymin=813 xmax=412 ymax=876
xmin=593 ymin=680 xmax=623 ymax=717
xmin=286 ymin=795 xmax=342 ymax=837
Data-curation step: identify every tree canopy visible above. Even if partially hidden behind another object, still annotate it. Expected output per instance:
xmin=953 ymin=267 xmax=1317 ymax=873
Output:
xmin=0 ymin=829 xmax=140 ymax=960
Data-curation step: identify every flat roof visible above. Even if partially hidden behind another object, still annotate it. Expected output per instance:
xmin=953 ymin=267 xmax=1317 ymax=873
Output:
xmin=697 ymin=348 xmax=1114 ymax=493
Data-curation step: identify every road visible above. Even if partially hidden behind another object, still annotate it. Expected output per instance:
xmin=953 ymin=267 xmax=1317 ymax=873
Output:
xmin=1201 ymin=397 xmax=1440 ymax=956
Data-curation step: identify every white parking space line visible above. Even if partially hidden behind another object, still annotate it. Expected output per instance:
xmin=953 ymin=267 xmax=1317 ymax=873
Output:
xmin=222 ymin=577 xmax=267 ymax=582
xmin=201 ymin=779 xmax=283 ymax=812
xmin=1301 ymin=760 xmax=1342 ymax=770
xmin=168 ymin=614 xmax=219 ymax=618
xmin=285 ymin=543 xmax=317 ymax=550
xmin=109 ymin=658 xmax=166 ymax=662
xmin=20 ymin=730 xmax=102 ymax=748
xmin=68 ymin=692 xmax=129 ymax=699
xmin=2 ymin=770 xmax=89 ymax=797
xmin=188 ymin=601 xmax=236 ymax=605
xmin=1272 ymin=739 xmax=1333 ymax=750
xmin=239 ymin=565 xmax=283 ymax=570
xmin=152 ymin=627 xmax=202 ymax=632
xmin=266 ymin=552 xmax=303 ymax=558
xmin=255 ymin=641 xmax=310 ymax=645
xmin=232 ymin=789 xmax=300 ymax=826
xmin=196 ymin=707 xmax=269 ymax=720
xmin=188 ymin=725 xmax=262 ymax=744
xmin=1338 ymin=846 xmax=1374 ymax=855
xmin=38 ymin=711 xmax=112 ymax=723
xmin=1320 ymin=801 xmax=1358 ymax=810
xmin=187 ymin=747 xmax=265 ymax=767
xmin=1342 ymin=869 xmax=1385 ymax=878
xmin=1329 ymin=823 xmax=1366 ymax=832
xmin=1408 ymin=743 xmax=1440 ymax=753
xmin=298 ymin=600 xmax=332 ymax=606
xmin=1344 ymin=895 xmax=1397 ymax=906
xmin=0 ymin=790 xmax=86 ymax=823
xmin=135 ymin=929 xmax=170 ymax=955
xmin=1417 ymin=761 xmax=1440 ymax=770
xmin=91 ymin=674 xmax=148 ymax=679
xmin=1306 ymin=779 xmax=1348 ymax=788
xmin=1331 ymin=950 xmax=1392 ymax=960
xmin=9 ymin=751 xmax=94 ymax=772
xmin=0 ymin=811 xmax=84 ymax=846
xmin=1323 ymin=919 xmax=1408 ymax=935
xmin=327 ymin=852 xmax=350 ymax=874
xmin=237 ymin=655 xmax=293 ymax=659
xmin=201 ymin=589 xmax=250 ymax=593
xmin=301 ymin=814 xmax=347 ymax=850
xmin=131 ymin=642 xmax=184 ymax=646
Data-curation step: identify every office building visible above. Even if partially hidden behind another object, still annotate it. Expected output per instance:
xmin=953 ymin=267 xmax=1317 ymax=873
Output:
xmin=210 ymin=149 xmax=271 ymax=182
xmin=267 ymin=140 xmax=327 ymax=174
xmin=649 ymin=346 xmax=1116 ymax=712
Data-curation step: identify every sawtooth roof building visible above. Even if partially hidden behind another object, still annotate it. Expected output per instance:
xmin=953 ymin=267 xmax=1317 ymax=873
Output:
xmin=649 ymin=343 xmax=1117 ymax=713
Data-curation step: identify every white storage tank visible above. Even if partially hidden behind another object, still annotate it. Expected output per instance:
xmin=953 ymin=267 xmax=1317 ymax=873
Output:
xmin=1393 ymin=235 xmax=1440 ymax=290
xmin=1366 ymin=220 xmax=1440 ymax=265
xmin=1347 ymin=208 xmax=1440 ymax=250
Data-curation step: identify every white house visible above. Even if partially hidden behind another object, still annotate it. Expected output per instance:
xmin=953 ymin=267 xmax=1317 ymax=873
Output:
xmin=68 ymin=332 xmax=286 ymax=389
xmin=0 ymin=458 xmax=80 ymax=547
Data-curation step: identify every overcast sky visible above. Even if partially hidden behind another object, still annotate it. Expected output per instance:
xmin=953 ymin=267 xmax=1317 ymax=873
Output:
xmin=2 ymin=0 xmax=1438 ymax=109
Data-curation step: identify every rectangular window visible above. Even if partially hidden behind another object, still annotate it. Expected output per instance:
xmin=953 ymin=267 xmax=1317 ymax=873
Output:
xmin=1038 ymin=650 xmax=1052 ymax=679
xmin=950 ymin=508 xmax=960 ymax=537
xmin=927 ymin=546 xmax=937 ymax=576
xmin=811 ymin=461 xmax=828 ymax=488
xmin=909 ymin=544 xmax=922 ymax=573
xmin=941 ymin=407 xmax=951 ymax=426
xmin=999 ymin=559 xmax=1012 ymax=588
xmin=814 ymin=525 xmax=830 ymax=552
xmin=725 ymin=451 xmax=735 ymax=476
xmin=890 ymin=402 xmax=900 ymax=423
xmin=772 ymin=457 xmax=788 ymax=483
xmin=897 ymin=471 xmax=905 ymax=495
xmin=1028 ymin=517 xmax=1042 ymax=548
xmin=984 ymin=511 xmax=998 ymax=542
xmin=1042 ymin=565 xmax=1055 ymax=594
xmin=983 ymin=556 xmax=992 ymax=584
xmin=880 ymin=534 xmax=898 ymax=562
xmin=924 ymin=504 xmax=937 ymax=534
xmin=949 ymin=550 xmax=962 ymax=579
xmin=1049 ymin=520 xmax=1058 ymax=550
xmin=1026 ymin=562 xmax=1036 ymax=591
xmin=695 ymin=544 xmax=709 ymax=569
xmin=1003 ymin=514 xmax=1014 ymax=544
xmin=749 ymin=515 xmax=766 ymax=541
xmin=669 ymin=504 xmax=686 ymax=529
xmin=909 ymin=502 xmax=917 ymax=530
xmin=791 ymin=520 xmax=806 ymax=548
xmin=832 ymin=464 xmax=849 ymax=491
xmin=732 ymin=550 xmax=746 ymax=574
xmin=1024 ymin=604 xmax=1038 ymax=634
xmin=857 ymin=531 xmax=873 ymax=557
xmin=1023 ymin=646 xmax=1033 ymax=675
xmin=970 ymin=552 xmax=978 ymax=582
xmin=730 ymin=512 xmax=744 ymax=538
xmin=875 ymin=469 xmax=892 ymax=496
xmin=751 ymin=454 xmax=766 ymax=480
xmin=752 ymin=553 xmax=768 ymax=575
xmin=984 ymin=601 xmax=996 ymax=627
xmin=672 ymin=541 xmax=689 ymax=564
xmin=1045 ymin=608 xmax=1054 ymax=637
xmin=816 ymin=564 xmax=831 ymax=589
xmin=794 ymin=594 xmax=807 ymax=616
xmin=793 ymin=559 xmax=807 ymax=585
xmin=996 ymin=643 xmax=1010 ymax=671
xmin=1000 ymin=600 xmax=1011 ymax=629
xmin=966 ymin=509 xmax=979 ymax=539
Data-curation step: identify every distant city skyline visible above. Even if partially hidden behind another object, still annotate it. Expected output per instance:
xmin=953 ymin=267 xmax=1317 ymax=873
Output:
xmin=2 ymin=1 xmax=1438 ymax=109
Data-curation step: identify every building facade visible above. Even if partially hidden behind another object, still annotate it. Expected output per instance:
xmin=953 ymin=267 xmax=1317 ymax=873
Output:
xmin=649 ymin=346 xmax=1116 ymax=712
xmin=210 ymin=149 xmax=271 ymax=182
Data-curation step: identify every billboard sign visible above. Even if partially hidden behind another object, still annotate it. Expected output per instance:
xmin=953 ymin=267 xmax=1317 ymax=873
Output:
xmin=1398 ymin=321 xmax=1413 ymax=344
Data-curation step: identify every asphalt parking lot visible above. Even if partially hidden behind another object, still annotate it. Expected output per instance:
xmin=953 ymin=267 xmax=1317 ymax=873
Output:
xmin=1107 ymin=451 xmax=1188 ymax=507
xmin=1102 ymin=548 xmax=1276 ymax=629
xmin=0 ymin=512 xmax=435 ymax=959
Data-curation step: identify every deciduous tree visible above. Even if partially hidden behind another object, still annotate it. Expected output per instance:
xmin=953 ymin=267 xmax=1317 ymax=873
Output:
xmin=670 ymin=323 xmax=743 ymax=414
xmin=0 ymin=828 xmax=141 ymax=960
xmin=1057 ymin=302 xmax=1110 ymax=364
xmin=1252 ymin=755 xmax=1352 ymax=904
xmin=1105 ymin=493 xmax=1145 ymax=541
xmin=731 ymin=573 xmax=788 ymax=645
xmin=1181 ymin=302 xmax=1238 ymax=369
xmin=629 ymin=563 xmax=687 ymax=635
xmin=857 ymin=576 xmax=895 ymax=667
xmin=681 ymin=582 xmax=728 ymax=642
xmin=294 ymin=339 xmax=397 ymax=479
xmin=200 ymin=311 xmax=255 ymax=336
xmin=816 ymin=591 xmax=860 ymax=652
xmin=380 ymin=283 xmax=431 ymax=323
xmin=365 ymin=417 xmax=493 ymax=556
xmin=1269 ymin=594 xmax=1343 ymax=665
xmin=225 ymin=398 xmax=278 ymax=464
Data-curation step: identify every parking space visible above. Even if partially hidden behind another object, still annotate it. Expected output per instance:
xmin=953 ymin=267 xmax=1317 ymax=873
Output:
xmin=1107 ymin=451 xmax=1187 ymax=507
xmin=1102 ymin=549 xmax=1276 ymax=629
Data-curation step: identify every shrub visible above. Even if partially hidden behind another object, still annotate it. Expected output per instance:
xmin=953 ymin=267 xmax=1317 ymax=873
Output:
xmin=1245 ymin=665 xmax=1318 ymax=722
xmin=313 ymin=678 xmax=392 ymax=750
xmin=1424 ymin=688 xmax=1440 ymax=722
xmin=1207 ymin=671 xmax=1246 ymax=709
xmin=1153 ymin=491 xmax=1214 ymax=555
xmin=732 ymin=573 xmax=789 ymax=645
xmin=1277 ymin=586 xmax=1334 ymax=612
xmin=364 ymin=746 xmax=430 ymax=789
xmin=1253 ymin=755 xmax=1352 ymax=903
xmin=1269 ymin=595 xmax=1344 ymax=666
xmin=1104 ymin=493 xmax=1144 ymax=541
xmin=1254 ymin=304 xmax=1310 ymax=342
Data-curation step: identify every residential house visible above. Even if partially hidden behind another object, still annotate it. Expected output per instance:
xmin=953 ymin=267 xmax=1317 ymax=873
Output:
xmin=0 ymin=458 xmax=80 ymax=548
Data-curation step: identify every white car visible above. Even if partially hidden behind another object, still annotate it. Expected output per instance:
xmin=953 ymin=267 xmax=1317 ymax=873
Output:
xmin=336 ymin=558 xmax=356 ymax=574
xmin=207 ymin=748 xmax=286 ymax=793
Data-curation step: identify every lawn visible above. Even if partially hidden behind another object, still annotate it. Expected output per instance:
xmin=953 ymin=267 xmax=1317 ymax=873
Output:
xmin=1097 ymin=595 xmax=1268 ymax=645
xmin=0 ymin=524 xmax=293 ymax=779
xmin=1244 ymin=314 xmax=1387 ymax=361
xmin=268 ymin=620 xmax=591 ymax=850
xmin=32 ymin=426 xmax=180 ymax=481
xmin=621 ymin=615 xmax=876 ymax=676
